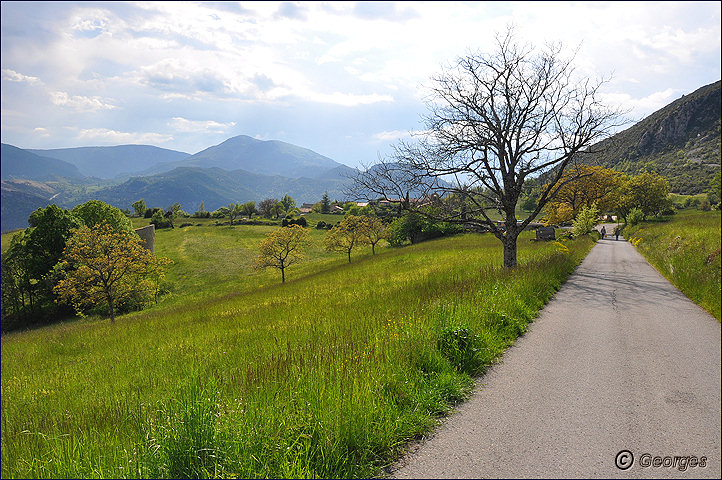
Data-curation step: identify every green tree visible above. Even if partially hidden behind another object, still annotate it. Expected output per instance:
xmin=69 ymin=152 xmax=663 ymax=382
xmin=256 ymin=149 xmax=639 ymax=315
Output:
xmin=280 ymin=195 xmax=296 ymax=214
xmin=323 ymin=215 xmax=369 ymax=263
xmin=258 ymin=198 xmax=278 ymax=218
xmin=252 ymin=225 xmax=310 ymax=283
xmin=54 ymin=222 xmax=172 ymax=321
xmin=625 ymin=172 xmax=671 ymax=220
xmin=359 ymin=216 xmax=388 ymax=254
xmin=228 ymin=203 xmax=243 ymax=225
xmin=542 ymin=165 xmax=622 ymax=224
xmin=321 ymin=192 xmax=331 ymax=214
xmin=570 ymin=203 xmax=600 ymax=238
xmin=707 ymin=171 xmax=721 ymax=206
xmin=240 ymin=201 xmax=257 ymax=218
xmin=132 ymin=199 xmax=147 ymax=217
xmin=0 ymin=205 xmax=82 ymax=328
xmin=72 ymin=200 xmax=136 ymax=235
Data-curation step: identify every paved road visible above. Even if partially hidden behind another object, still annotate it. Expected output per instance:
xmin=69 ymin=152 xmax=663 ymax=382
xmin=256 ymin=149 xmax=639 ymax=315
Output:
xmin=390 ymin=229 xmax=721 ymax=478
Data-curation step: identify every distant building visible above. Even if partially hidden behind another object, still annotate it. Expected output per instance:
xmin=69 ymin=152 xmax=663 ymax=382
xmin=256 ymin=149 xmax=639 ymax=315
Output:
xmin=299 ymin=203 xmax=315 ymax=213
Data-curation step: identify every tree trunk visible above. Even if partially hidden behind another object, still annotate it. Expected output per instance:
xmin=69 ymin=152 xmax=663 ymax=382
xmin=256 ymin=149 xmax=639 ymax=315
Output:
xmin=371 ymin=242 xmax=376 ymax=255
xmin=281 ymin=266 xmax=285 ymax=283
xmin=107 ymin=295 xmax=115 ymax=322
xmin=502 ymin=234 xmax=518 ymax=268
xmin=347 ymin=249 xmax=352 ymax=263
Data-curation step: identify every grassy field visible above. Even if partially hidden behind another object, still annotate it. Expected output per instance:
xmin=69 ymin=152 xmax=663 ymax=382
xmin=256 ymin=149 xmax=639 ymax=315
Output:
xmin=625 ymin=209 xmax=721 ymax=321
xmin=1 ymin=222 xmax=596 ymax=478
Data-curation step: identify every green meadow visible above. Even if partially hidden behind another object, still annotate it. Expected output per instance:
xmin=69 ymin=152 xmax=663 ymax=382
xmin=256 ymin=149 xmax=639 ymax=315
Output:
xmin=1 ymin=219 xmax=596 ymax=478
xmin=625 ymin=209 xmax=721 ymax=321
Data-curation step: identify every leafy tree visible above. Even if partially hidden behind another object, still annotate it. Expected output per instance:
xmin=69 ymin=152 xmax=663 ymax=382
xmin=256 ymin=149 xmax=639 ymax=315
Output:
xmin=211 ymin=206 xmax=229 ymax=219
xmin=150 ymin=209 xmax=173 ymax=229
xmin=707 ymin=171 xmax=721 ymax=206
xmin=321 ymin=192 xmax=331 ymax=214
xmin=520 ymin=195 xmax=538 ymax=213
xmin=280 ymin=195 xmax=296 ymax=214
xmin=252 ymin=225 xmax=310 ymax=283
xmin=351 ymin=28 xmax=621 ymax=267
xmin=240 ymin=201 xmax=257 ymax=218
xmin=193 ymin=201 xmax=210 ymax=218
xmin=228 ymin=203 xmax=243 ymax=225
xmin=25 ymin=205 xmax=83 ymax=281
xmin=258 ymin=198 xmax=279 ymax=218
xmin=54 ymin=222 xmax=172 ymax=321
xmin=359 ymin=216 xmax=388 ymax=254
xmin=1 ymin=205 xmax=82 ymax=329
xmin=543 ymin=165 xmax=623 ymax=224
xmin=72 ymin=200 xmax=136 ymax=235
xmin=167 ymin=202 xmax=188 ymax=218
xmin=624 ymin=172 xmax=670 ymax=220
xmin=570 ymin=203 xmax=599 ymax=238
xmin=269 ymin=201 xmax=285 ymax=219
xmin=323 ymin=215 xmax=369 ymax=263
xmin=132 ymin=199 xmax=146 ymax=217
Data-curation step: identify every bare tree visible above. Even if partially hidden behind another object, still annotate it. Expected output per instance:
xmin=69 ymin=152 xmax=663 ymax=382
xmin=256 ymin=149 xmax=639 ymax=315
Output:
xmin=351 ymin=28 xmax=623 ymax=267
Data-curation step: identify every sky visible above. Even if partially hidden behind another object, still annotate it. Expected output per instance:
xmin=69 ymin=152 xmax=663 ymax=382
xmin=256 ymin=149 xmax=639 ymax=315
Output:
xmin=1 ymin=1 xmax=720 ymax=169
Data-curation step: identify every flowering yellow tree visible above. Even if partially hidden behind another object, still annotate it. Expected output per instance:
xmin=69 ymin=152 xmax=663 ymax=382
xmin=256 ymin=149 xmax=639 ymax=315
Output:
xmin=543 ymin=165 xmax=622 ymax=224
xmin=253 ymin=225 xmax=310 ymax=283
xmin=54 ymin=222 xmax=172 ymax=321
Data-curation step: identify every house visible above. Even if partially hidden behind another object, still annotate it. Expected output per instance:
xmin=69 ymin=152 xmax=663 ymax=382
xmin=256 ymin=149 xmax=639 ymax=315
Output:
xmin=299 ymin=203 xmax=315 ymax=214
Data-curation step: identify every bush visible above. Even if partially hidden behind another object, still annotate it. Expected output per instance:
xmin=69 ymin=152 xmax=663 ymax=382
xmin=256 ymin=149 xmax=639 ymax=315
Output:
xmin=151 ymin=211 xmax=174 ymax=229
xmin=699 ymin=199 xmax=712 ymax=211
xmin=282 ymin=217 xmax=307 ymax=228
xmin=316 ymin=220 xmax=327 ymax=229
xmin=570 ymin=203 xmax=599 ymax=237
xmin=627 ymin=207 xmax=644 ymax=226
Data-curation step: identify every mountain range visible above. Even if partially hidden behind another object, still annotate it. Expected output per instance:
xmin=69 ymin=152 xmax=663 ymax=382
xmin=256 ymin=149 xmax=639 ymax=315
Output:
xmin=1 ymin=80 xmax=720 ymax=232
xmin=1 ymin=135 xmax=358 ymax=231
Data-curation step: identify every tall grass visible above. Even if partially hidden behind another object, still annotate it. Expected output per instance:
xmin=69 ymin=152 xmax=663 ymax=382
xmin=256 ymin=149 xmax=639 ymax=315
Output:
xmin=626 ymin=209 xmax=721 ymax=321
xmin=1 ymin=231 xmax=595 ymax=478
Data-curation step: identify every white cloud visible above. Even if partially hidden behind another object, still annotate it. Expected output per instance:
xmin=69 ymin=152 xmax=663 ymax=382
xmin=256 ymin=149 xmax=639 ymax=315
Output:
xmin=33 ymin=127 xmax=51 ymax=137
xmin=304 ymin=91 xmax=394 ymax=107
xmin=49 ymin=91 xmax=116 ymax=112
xmin=169 ymin=117 xmax=236 ymax=133
xmin=2 ymin=69 xmax=41 ymax=84
xmin=77 ymin=128 xmax=173 ymax=144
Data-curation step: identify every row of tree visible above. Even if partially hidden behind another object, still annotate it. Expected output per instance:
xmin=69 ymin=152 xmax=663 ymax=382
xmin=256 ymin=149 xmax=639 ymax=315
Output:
xmin=253 ymin=215 xmax=390 ymax=283
xmin=1 ymin=201 xmax=172 ymax=331
xmin=538 ymin=166 xmax=674 ymax=225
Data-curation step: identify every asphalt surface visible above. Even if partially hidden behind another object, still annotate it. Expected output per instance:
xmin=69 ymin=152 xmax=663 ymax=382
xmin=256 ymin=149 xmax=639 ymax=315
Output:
xmin=390 ymin=226 xmax=721 ymax=478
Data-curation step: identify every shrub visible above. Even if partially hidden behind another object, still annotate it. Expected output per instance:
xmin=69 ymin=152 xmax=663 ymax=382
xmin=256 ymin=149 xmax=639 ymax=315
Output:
xmin=316 ymin=220 xmax=327 ymax=229
xmin=627 ymin=207 xmax=644 ymax=226
xmin=570 ymin=203 xmax=599 ymax=237
xmin=151 ymin=211 xmax=174 ymax=229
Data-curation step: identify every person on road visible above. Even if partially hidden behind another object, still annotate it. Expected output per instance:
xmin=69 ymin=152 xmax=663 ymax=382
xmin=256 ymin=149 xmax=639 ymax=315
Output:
xmin=614 ymin=226 xmax=620 ymax=241
xmin=600 ymin=226 xmax=606 ymax=239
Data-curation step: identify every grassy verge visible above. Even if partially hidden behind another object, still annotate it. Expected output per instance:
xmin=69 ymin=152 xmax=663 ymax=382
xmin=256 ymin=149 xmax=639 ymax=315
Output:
xmin=625 ymin=209 xmax=721 ymax=321
xmin=1 ymin=232 xmax=595 ymax=478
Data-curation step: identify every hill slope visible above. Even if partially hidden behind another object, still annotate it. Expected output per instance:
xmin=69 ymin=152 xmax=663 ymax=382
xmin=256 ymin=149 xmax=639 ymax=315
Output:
xmin=153 ymin=135 xmax=343 ymax=178
xmin=87 ymin=166 xmax=354 ymax=212
xmin=1 ymin=143 xmax=84 ymax=181
xmin=28 ymin=145 xmax=191 ymax=179
xmin=587 ymin=80 xmax=721 ymax=193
